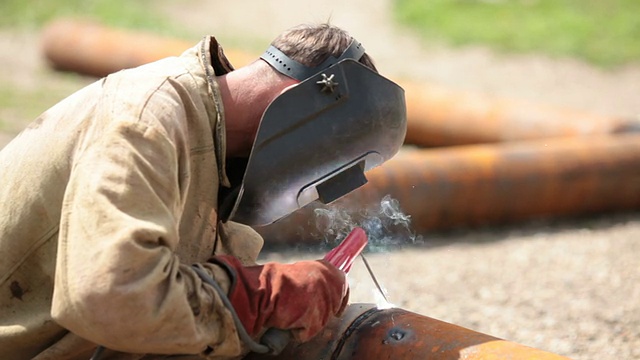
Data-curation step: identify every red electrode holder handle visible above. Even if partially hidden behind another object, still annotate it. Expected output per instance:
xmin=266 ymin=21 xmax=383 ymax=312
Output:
xmin=259 ymin=227 xmax=369 ymax=355
xmin=323 ymin=226 xmax=369 ymax=273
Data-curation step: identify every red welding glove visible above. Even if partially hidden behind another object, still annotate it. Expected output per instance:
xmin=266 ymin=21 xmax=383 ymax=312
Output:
xmin=210 ymin=254 xmax=349 ymax=342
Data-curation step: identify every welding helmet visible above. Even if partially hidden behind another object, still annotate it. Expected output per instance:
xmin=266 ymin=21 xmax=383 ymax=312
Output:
xmin=225 ymin=39 xmax=407 ymax=226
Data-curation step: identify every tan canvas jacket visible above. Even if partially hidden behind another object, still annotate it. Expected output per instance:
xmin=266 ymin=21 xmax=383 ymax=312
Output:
xmin=0 ymin=37 xmax=263 ymax=359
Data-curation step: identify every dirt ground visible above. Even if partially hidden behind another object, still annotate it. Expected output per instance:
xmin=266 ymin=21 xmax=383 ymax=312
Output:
xmin=1 ymin=0 xmax=639 ymax=359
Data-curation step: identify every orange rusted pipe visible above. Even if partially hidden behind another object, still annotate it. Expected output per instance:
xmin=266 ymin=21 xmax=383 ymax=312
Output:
xmin=245 ymin=304 xmax=569 ymax=360
xmin=40 ymin=19 xmax=254 ymax=77
xmin=41 ymin=20 xmax=637 ymax=147
xmin=257 ymin=134 xmax=640 ymax=241
xmin=401 ymin=82 xmax=636 ymax=147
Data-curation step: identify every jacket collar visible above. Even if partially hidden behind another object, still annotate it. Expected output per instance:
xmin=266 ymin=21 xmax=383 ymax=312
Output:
xmin=197 ymin=36 xmax=233 ymax=188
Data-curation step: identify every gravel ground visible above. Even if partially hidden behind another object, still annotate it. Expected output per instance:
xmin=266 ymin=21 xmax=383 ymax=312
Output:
xmin=2 ymin=1 xmax=639 ymax=359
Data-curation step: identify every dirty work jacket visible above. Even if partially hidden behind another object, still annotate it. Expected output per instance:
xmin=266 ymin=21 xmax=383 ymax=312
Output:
xmin=0 ymin=36 xmax=263 ymax=359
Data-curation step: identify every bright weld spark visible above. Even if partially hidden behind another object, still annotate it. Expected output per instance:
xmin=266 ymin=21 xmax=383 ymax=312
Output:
xmin=374 ymin=290 xmax=394 ymax=310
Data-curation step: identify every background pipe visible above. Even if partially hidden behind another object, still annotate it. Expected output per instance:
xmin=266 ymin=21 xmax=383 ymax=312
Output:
xmin=402 ymin=82 xmax=637 ymax=147
xmin=245 ymin=303 xmax=570 ymax=360
xmin=40 ymin=20 xmax=637 ymax=147
xmin=256 ymin=134 xmax=640 ymax=244
xmin=40 ymin=19 xmax=254 ymax=77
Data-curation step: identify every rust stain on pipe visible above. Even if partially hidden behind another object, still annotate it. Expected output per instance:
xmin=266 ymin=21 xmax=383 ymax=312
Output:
xmin=257 ymin=134 xmax=640 ymax=241
xmin=246 ymin=304 xmax=569 ymax=360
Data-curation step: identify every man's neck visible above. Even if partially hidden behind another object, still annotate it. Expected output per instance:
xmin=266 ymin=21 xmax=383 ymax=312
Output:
xmin=217 ymin=68 xmax=266 ymax=157
xmin=217 ymin=62 xmax=297 ymax=157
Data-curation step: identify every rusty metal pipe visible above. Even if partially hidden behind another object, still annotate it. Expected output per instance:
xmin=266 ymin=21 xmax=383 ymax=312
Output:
xmin=257 ymin=134 xmax=640 ymax=242
xmin=352 ymin=133 xmax=640 ymax=232
xmin=40 ymin=19 xmax=254 ymax=77
xmin=401 ymin=82 xmax=637 ymax=147
xmin=245 ymin=304 xmax=569 ymax=360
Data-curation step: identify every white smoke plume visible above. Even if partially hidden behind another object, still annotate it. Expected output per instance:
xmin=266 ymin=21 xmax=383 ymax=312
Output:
xmin=314 ymin=195 xmax=421 ymax=251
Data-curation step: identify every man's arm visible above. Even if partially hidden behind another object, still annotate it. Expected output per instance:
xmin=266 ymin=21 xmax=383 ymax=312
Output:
xmin=52 ymin=119 xmax=243 ymax=356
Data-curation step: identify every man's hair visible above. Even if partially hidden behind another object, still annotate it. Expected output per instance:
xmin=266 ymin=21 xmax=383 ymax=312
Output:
xmin=271 ymin=23 xmax=378 ymax=73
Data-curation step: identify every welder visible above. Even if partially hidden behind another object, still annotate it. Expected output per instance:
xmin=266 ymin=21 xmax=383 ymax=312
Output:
xmin=0 ymin=23 xmax=406 ymax=359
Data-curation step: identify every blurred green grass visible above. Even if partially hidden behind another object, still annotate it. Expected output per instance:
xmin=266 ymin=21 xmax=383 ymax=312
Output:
xmin=0 ymin=0 xmax=181 ymax=35
xmin=394 ymin=0 xmax=640 ymax=67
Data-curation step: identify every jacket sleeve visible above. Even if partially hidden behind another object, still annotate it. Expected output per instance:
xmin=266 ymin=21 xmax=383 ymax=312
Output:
xmin=51 ymin=117 xmax=244 ymax=357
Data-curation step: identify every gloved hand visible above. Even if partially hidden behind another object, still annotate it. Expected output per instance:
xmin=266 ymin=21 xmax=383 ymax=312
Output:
xmin=209 ymin=255 xmax=349 ymax=342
